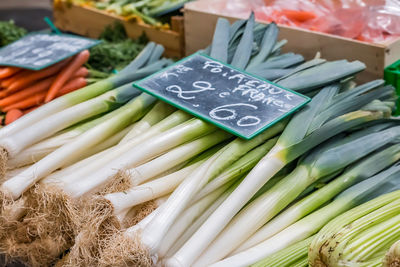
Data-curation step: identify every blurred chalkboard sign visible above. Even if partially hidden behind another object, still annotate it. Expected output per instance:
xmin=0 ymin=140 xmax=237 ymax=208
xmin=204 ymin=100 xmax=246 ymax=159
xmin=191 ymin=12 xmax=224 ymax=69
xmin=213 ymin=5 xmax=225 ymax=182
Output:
xmin=0 ymin=33 xmax=100 ymax=70
xmin=134 ymin=53 xmax=310 ymax=139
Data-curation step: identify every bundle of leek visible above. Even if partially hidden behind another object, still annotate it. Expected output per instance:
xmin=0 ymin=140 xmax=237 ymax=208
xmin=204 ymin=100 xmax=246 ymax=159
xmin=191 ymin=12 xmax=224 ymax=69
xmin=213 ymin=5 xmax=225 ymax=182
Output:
xmin=0 ymin=43 xmax=171 ymax=266
xmin=94 ymin=15 xmax=396 ymax=267
xmin=0 ymin=42 xmax=166 ymax=178
xmin=193 ymin=122 xmax=400 ymax=266
xmin=212 ymin=146 xmax=400 ymax=266
xmin=54 ymin=15 xmax=318 ymax=266
xmin=238 ymin=128 xmax=400 ymax=252
xmin=165 ymin=84 xmax=393 ymax=266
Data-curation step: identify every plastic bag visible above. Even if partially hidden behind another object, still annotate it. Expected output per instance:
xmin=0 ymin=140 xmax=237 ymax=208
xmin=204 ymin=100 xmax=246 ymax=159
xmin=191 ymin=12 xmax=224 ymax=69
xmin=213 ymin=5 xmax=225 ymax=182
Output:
xmin=190 ymin=0 xmax=400 ymax=43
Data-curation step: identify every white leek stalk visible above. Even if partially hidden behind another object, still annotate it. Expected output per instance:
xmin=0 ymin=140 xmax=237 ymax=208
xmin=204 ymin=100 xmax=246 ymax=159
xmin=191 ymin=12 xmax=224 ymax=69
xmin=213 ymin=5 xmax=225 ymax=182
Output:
xmin=7 ymin=110 xmax=132 ymax=169
xmin=127 ymin=130 xmax=231 ymax=185
xmin=106 ymin=162 xmax=202 ymax=223
xmin=61 ymin=119 xmax=217 ymax=198
xmin=140 ymin=121 xmax=285 ymax=257
xmin=62 ymin=123 xmax=135 ymax=167
xmin=119 ymin=101 xmax=175 ymax=144
xmin=164 ymin=185 xmax=236 ymax=258
xmin=103 ymin=146 xmax=223 ymax=223
xmin=194 ymin=137 xmax=278 ymax=201
xmin=54 ymin=110 xmax=192 ymax=184
xmin=159 ymin=181 xmax=239 ymax=258
xmin=1 ymin=93 xmax=156 ymax=200
xmin=0 ymin=83 xmax=142 ymax=157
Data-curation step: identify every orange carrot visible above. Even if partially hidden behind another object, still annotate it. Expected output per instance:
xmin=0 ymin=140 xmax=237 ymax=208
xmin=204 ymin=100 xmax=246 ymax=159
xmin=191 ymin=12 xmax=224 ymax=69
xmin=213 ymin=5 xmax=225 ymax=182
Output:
xmin=45 ymin=50 xmax=90 ymax=102
xmin=0 ymin=90 xmax=9 ymax=99
xmin=5 ymin=109 xmax=23 ymax=125
xmin=73 ymin=67 xmax=89 ymax=78
xmin=1 ymin=69 xmax=32 ymax=88
xmin=3 ymin=92 xmax=46 ymax=112
xmin=6 ymin=59 xmax=70 ymax=94
xmin=2 ymin=72 xmax=88 ymax=111
xmin=0 ymin=67 xmax=21 ymax=79
xmin=57 ymin=77 xmax=87 ymax=96
xmin=0 ymin=76 xmax=56 ymax=107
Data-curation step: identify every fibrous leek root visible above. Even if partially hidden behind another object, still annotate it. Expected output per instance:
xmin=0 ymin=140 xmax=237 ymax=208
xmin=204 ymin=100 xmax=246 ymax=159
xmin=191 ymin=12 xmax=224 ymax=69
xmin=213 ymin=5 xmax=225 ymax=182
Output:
xmin=98 ymin=231 xmax=152 ymax=267
xmin=2 ymin=185 xmax=79 ymax=267
xmin=61 ymin=197 xmax=121 ymax=267
xmin=61 ymin=171 xmax=136 ymax=266
xmin=0 ymin=148 xmax=8 ymax=183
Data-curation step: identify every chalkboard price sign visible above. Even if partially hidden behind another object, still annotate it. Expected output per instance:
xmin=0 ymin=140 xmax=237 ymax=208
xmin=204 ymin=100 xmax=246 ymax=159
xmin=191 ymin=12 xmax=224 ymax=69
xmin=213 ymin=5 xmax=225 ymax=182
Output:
xmin=134 ymin=53 xmax=310 ymax=139
xmin=0 ymin=33 xmax=100 ymax=70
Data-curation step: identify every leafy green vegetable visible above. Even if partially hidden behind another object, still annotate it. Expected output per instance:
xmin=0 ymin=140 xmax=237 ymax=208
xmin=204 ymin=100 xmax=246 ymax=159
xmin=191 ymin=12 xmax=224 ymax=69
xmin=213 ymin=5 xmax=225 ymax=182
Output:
xmin=88 ymin=22 xmax=147 ymax=73
xmin=0 ymin=20 xmax=27 ymax=47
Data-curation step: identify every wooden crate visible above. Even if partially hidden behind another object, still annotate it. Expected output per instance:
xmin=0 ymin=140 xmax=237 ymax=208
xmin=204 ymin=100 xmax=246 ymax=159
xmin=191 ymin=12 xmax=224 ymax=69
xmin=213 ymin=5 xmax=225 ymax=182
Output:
xmin=53 ymin=1 xmax=185 ymax=58
xmin=184 ymin=1 xmax=400 ymax=83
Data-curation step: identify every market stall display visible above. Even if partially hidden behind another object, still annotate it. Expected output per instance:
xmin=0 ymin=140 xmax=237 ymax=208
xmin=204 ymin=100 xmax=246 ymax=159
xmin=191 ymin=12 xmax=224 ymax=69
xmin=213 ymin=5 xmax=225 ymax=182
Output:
xmin=53 ymin=0 xmax=185 ymax=57
xmin=0 ymin=3 xmax=400 ymax=267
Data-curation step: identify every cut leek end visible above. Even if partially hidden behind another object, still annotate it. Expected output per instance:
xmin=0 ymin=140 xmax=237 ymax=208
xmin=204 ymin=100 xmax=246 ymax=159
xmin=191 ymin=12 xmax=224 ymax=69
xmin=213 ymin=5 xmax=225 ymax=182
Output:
xmin=383 ymin=240 xmax=400 ymax=267
xmin=98 ymin=231 xmax=152 ymax=267
xmin=310 ymin=259 xmax=328 ymax=267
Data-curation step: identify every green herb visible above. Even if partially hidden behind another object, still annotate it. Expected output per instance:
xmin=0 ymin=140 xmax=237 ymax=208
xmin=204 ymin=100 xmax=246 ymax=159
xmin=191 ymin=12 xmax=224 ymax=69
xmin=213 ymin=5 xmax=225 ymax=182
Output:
xmin=0 ymin=20 xmax=27 ymax=47
xmin=88 ymin=22 xmax=147 ymax=73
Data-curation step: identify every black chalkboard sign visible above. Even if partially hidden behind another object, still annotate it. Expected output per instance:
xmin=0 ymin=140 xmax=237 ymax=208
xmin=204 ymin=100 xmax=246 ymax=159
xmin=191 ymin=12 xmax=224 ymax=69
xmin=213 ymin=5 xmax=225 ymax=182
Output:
xmin=0 ymin=33 xmax=100 ymax=70
xmin=134 ymin=53 xmax=310 ymax=139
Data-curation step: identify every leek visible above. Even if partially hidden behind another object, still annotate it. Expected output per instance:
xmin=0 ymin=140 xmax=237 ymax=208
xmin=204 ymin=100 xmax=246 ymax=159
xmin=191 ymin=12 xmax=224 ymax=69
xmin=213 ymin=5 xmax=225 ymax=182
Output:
xmin=105 ymin=160 xmax=204 ymax=223
xmin=139 ymin=120 xmax=284 ymax=257
xmin=119 ymin=101 xmax=175 ymax=144
xmin=1 ymin=93 xmax=156 ymax=200
xmin=192 ymin=124 xmax=400 ymax=266
xmin=158 ymin=181 xmax=238 ymax=259
xmin=193 ymin=137 xmax=278 ymax=202
xmin=212 ymin=164 xmax=400 ymax=266
xmin=127 ymin=130 xmax=231 ymax=185
xmin=236 ymin=140 xmax=400 ymax=252
xmin=7 ymin=107 xmax=129 ymax=169
xmin=51 ymin=110 xmax=191 ymax=185
xmin=61 ymin=118 xmax=217 ymax=198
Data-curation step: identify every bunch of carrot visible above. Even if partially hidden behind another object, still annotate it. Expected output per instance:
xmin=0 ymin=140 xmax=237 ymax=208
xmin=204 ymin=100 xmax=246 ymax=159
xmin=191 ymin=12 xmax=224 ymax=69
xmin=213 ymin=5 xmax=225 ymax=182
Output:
xmin=0 ymin=49 xmax=90 ymax=125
